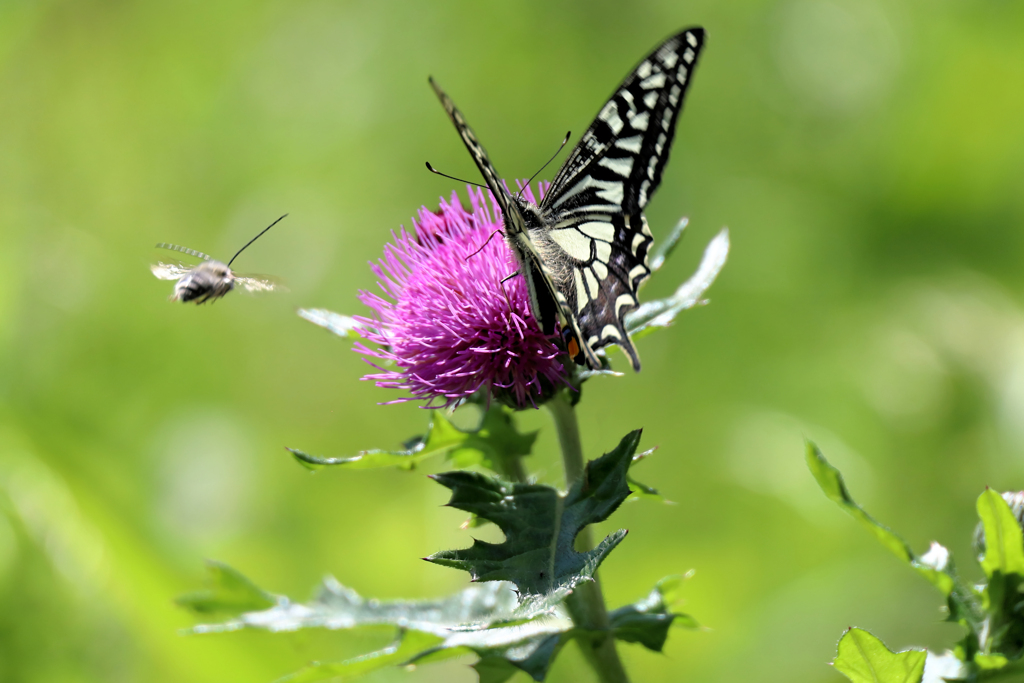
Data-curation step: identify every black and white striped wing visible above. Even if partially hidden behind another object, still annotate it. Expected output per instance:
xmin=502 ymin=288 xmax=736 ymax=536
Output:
xmin=539 ymin=28 xmax=705 ymax=371
xmin=545 ymin=28 xmax=704 ymax=215
xmin=429 ymin=77 xmax=512 ymax=218
xmin=533 ymin=213 xmax=655 ymax=371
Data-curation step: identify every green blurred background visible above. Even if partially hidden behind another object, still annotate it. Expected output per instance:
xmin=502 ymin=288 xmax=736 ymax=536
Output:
xmin=1 ymin=0 xmax=1023 ymax=681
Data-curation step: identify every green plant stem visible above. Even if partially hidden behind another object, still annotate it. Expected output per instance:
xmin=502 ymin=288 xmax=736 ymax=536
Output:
xmin=496 ymin=450 xmax=528 ymax=483
xmin=546 ymin=390 xmax=631 ymax=683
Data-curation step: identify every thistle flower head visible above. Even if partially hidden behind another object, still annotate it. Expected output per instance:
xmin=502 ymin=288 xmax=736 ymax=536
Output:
xmin=354 ymin=184 xmax=568 ymax=409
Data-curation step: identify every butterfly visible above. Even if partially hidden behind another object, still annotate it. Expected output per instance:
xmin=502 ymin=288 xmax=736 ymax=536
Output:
xmin=429 ymin=28 xmax=705 ymax=372
xmin=150 ymin=214 xmax=287 ymax=304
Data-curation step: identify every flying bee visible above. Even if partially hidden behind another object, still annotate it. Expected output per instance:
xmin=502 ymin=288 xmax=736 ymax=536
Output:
xmin=151 ymin=214 xmax=288 ymax=304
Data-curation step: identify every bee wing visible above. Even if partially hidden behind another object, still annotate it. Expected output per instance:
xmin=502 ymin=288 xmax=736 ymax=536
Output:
xmin=234 ymin=274 xmax=286 ymax=294
xmin=151 ymin=262 xmax=192 ymax=281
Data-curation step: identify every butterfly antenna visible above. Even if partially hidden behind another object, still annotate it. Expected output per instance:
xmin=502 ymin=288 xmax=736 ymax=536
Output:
xmin=467 ymin=228 xmax=505 ymax=259
xmin=519 ymin=131 xmax=571 ymax=199
xmin=227 ymin=214 xmax=288 ymax=267
xmin=424 ymin=161 xmax=490 ymax=190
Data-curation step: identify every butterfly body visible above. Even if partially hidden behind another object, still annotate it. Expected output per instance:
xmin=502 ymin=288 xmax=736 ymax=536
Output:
xmin=430 ymin=27 xmax=705 ymax=371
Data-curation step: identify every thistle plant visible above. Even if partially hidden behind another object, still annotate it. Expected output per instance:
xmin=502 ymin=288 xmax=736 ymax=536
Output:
xmin=353 ymin=185 xmax=566 ymax=409
xmin=179 ymin=185 xmax=730 ymax=683
xmin=809 ymin=445 xmax=1024 ymax=683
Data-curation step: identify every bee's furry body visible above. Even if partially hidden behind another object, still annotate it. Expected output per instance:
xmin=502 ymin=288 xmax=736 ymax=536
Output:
xmin=171 ymin=260 xmax=235 ymax=304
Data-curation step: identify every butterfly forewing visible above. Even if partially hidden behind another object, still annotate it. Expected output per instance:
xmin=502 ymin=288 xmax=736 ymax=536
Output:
xmin=546 ymin=28 xmax=705 ymax=215
xmin=429 ymin=78 xmax=513 ymax=219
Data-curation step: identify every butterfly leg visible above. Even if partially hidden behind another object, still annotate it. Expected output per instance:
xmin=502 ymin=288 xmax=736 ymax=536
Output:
xmin=500 ymin=270 xmax=520 ymax=284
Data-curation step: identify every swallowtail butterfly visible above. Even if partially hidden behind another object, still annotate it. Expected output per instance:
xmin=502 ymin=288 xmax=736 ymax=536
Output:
xmin=430 ymin=27 xmax=705 ymax=371
xmin=151 ymin=215 xmax=287 ymax=304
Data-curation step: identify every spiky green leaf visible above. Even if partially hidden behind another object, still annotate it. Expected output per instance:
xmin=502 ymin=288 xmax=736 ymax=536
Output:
xmin=624 ymin=228 xmax=729 ymax=340
xmin=977 ymin=489 xmax=1024 ymax=580
xmin=472 ymin=657 xmax=521 ymax=683
xmin=806 ymin=442 xmax=913 ymax=564
xmin=175 ymin=561 xmax=275 ymax=615
xmin=807 ymin=443 xmax=984 ymax=636
xmin=627 ymin=447 xmax=669 ymax=503
xmin=182 ymin=564 xmax=579 ymax=683
xmin=609 ymin=574 xmax=699 ymax=652
xmin=288 ymin=405 xmax=536 ymax=473
xmin=185 ymin=574 xmax=523 ymax=635
xmin=427 ymin=430 xmax=639 ymax=608
xmin=275 ymin=630 xmax=441 ymax=683
xmin=648 ymin=217 xmax=689 ymax=273
xmin=832 ymin=628 xmax=926 ymax=683
xmin=414 ymin=614 xmax=574 ymax=682
xmin=806 ymin=442 xmax=963 ymax=594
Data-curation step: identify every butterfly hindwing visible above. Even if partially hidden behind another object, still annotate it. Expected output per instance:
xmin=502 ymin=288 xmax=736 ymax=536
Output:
xmin=531 ymin=213 xmax=653 ymax=370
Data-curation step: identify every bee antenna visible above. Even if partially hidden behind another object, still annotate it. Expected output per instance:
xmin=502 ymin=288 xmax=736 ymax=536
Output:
xmin=424 ymin=161 xmax=489 ymax=190
xmin=227 ymin=214 xmax=288 ymax=267
xmin=519 ymin=131 xmax=570 ymax=199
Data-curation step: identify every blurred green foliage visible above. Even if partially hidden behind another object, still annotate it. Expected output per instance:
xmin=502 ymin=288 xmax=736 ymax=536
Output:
xmin=1 ymin=0 xmax=1023 ymax=681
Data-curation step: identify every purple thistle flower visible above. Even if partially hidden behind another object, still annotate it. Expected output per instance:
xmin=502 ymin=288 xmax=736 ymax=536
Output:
xmin=354 ymin=183 xmax=569 ymax=409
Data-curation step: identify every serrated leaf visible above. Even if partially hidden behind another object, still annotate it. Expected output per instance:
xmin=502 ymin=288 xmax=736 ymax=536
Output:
xmin=176 ymin=561 xmax=275 ymax=615
xmin=186 ymin=574 xmax=523 ymax=635
xmin=298 ymin=308 xmax=365 ymax=339
xmin=648 ymin=217 xmax=689 ymax=273
xmin=807 ymin=443 xmax=984 ymax=637
xmin=427 ymin=430 xmax=639 ymax=609
xmin=627 ymin=447 xmax=669 ymax=503
xmin=806 ymin=443 xmax=957 ymax=594
xmin=977 ymin=489 xmax=1024 ymax=579
xmin=472 ymin=657 xmax=520 ymax=683
xmin=609 ymin=574 xmax=699 ymax=652
xmin=806 ymin=442 xmax=914 ymax=565
xmin=275 ymin=630 xmax=441 ymax=683
xmin=832 ymin=628 xmax=926 ymax=683
xmin=416 ymin=614 xmax=574 ymax=682
xmin=288 ymin=405 xmax=536 ymax=473
xmin=624 ymin=227 xmax=729 ymax=339
xmin=183 ymin=563 xmax=579 ymax=683
xmin=626 ymin=475 xmax=663 ymax=501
